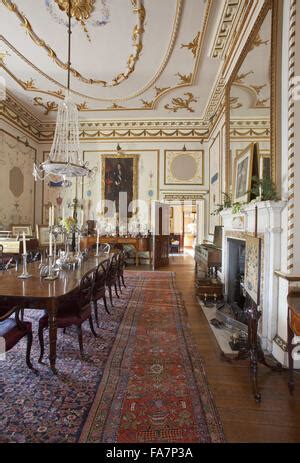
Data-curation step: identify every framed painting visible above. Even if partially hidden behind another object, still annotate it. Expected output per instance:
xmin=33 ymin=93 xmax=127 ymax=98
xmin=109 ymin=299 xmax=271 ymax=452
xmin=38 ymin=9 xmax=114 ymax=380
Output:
xmin=232 ymin=143 xmax=255 ymax=203
xmin=36 ymin=225 xmax=64 ymax=246
xmin=259 ymin=150 xmax=271 ymax=179
xmin=164 ymin=150 xmax=204 ymax=185
xmin=36 ymin=225 xmax=50 ymax=246
xmin=11 ymin=224 xmax=33 ymax=237
xmin=101 ymin=154 xmax=139 ymax=216
xmin=244 ymin=235 xmax=262 ymax=305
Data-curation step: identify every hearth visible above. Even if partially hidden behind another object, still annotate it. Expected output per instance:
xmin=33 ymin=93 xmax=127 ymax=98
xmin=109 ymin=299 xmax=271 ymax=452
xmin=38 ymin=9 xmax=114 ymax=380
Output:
xmin=226 ymin=238 xmax=246 ymax=324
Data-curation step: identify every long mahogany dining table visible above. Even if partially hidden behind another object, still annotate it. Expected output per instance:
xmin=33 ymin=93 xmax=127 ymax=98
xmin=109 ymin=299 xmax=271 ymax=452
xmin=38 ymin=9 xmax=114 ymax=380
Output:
xmin=0 ymin=255 xmax=109 ymax=374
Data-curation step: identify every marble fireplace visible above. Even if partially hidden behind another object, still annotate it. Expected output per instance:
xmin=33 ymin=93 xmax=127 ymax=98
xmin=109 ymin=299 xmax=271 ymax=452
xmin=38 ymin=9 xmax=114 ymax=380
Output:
xmin=220 ymin=201 xmax=287 ymax=360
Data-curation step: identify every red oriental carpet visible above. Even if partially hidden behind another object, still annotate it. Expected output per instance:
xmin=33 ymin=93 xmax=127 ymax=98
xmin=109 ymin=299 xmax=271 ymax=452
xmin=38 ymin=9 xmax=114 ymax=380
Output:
xmin=0 ymin=271 xmax=224 ymax=443
xmin=79 ymin=271 xmax=224 ymax=443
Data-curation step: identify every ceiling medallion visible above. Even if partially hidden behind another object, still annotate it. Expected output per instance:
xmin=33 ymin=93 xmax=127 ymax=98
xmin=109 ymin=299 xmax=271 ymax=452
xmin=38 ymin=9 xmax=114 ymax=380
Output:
xmin=3 ymin=0 xmax=144 ymax=87
xmin=54 ymin=0 xmax=95 ymax=21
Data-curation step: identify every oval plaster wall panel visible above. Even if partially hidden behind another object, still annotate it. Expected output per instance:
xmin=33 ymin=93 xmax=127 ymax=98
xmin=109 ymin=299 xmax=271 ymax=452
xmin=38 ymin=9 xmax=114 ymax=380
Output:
xmin=9 ymin=166 xmax=24 ymax=197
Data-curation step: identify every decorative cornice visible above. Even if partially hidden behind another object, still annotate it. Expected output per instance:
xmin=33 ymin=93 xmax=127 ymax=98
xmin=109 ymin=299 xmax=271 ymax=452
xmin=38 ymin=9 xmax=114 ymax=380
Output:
xmin=210 ymin=0 xmax=246 ymax=59
xmin=230 ymin=118 xmax=270 ymax=138
xmin=78 ymin=120 xmax=209 ymax=141
xmin=0 ymin=97 xmax=210 ymax=141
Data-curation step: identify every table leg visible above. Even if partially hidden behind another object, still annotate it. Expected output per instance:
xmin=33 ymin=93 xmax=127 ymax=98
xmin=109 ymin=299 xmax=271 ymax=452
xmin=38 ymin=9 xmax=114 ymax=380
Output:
xmin=48 ymin=299 xmax=58 ymax=374
xmin=135 ymin=249 xmax=139 ymax=267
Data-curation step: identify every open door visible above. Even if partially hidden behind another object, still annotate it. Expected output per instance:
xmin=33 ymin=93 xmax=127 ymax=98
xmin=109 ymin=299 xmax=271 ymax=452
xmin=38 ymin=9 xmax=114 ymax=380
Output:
xmin=152 ymin=201 xmax=170 ymax=270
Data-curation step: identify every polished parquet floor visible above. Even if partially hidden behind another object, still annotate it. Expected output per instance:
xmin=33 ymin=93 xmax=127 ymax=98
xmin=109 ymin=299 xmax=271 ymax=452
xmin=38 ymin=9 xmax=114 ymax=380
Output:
xmin=129 ymin=253 xmax=300 ymax=443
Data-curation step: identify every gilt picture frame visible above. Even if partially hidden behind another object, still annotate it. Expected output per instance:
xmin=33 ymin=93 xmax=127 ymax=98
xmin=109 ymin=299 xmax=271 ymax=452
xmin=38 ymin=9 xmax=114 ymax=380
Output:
xmin=11 ymin=225 xmax=33 ymax=237
xmin=164 ymin=150 xmax=204 ymax=186
xmin=232 ymin=143 xmax=255 ymax=203
xmin=101 ymin=154 xmax=139 ymax=216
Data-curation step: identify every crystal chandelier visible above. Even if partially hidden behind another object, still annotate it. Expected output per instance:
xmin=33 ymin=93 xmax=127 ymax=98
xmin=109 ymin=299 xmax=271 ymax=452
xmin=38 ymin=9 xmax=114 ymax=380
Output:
xmin=33 ymin=0 xmax=95 ymax=182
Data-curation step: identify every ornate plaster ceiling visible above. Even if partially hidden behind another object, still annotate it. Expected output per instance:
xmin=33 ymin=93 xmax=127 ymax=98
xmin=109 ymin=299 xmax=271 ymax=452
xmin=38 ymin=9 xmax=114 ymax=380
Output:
xmin=230 ymin=9 xmax=271 ymax=119
xmin=0 ymin=0 xmax=253 ymax=123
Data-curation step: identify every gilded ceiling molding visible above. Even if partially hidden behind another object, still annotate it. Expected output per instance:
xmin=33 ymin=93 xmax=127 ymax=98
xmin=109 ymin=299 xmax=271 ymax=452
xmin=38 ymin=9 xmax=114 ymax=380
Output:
xmin=0 ymin=0 xmax=212 ymax=111
xmin=33 ymin=97 xmax=58 ymax=115
xmin=230 ymin=118 xmax=270 ymax=138
xmin=232 ymin=82 xmax=270 ymax=109
xmin=20 ymin=78 xmax=37 ymax=90
xmin=230 ymin=118 xmax=270 ymax=127
xmin=0 ymin=0 xmax=186 ymax=104
xmin=108 ymin=103 xmax=126 ymax=110
xmin=175 ymin=73 xmax=192 ymax=84
xmin=1 ymin=96 xmax=210 ymax=141
xmin=181 ymin=31 xmax=201 ymax=58
xmin=164 ymin=93 xmax=198 ymax=113
xmin=210 ymin=0 xmax=247 ymax=59
xmin=229 ymin=96 xmax=242 ymax=109
xmin=1 ymin=0 xmax=145 ymax=87
xmin=140 ymin=99 xmax=154 ymax=109
xmin=203 ymin=74 xmax=226 ymax=124
xmin=0 ymin=103 xmax=42 ymax=141
xmin=0 ymin=50 xmax=10 ymax=64
xmin=54 ymin=0 xmax=95 ymax=21
xmin=202 ymin=0 xmax=255 ymax=125
xmin=78 ymin=126 xmax=209 ymax=141
xmin=234 ymin=71 xmax=254 ymax=84
xmin=249 ymin=33 xmax=269 ymax=51
xmin=255 ymin=97 xmax=270 ymax=108
xmin=154 ymin=86 xmax=170 ymax=97
xmin=251 ymin=84 xmax=266 ymax=95
xmin=4 ymin=93 xmax=43 ymax=128
xmin=230 ymin=127 xmax=270 ymax=137
xmin=33 ymin=96 xmax=90 ymax=113
xmin=53 ymin=0 xmax=98 ymax=41
xmin=222 ymin=0 xmax=257 ymax=72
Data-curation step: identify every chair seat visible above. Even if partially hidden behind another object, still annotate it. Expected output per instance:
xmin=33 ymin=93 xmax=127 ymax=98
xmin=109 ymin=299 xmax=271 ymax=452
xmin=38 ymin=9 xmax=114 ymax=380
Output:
xmin=0 ymin=318 xmax=32 ymax=351
xmin=39 ymin=305 xmax=91 ymax=329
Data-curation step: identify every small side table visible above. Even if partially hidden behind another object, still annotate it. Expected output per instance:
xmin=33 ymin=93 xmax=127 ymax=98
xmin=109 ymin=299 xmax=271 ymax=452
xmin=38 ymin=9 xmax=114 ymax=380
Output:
xmin=287 ymin=292 xmax=300 ymax=394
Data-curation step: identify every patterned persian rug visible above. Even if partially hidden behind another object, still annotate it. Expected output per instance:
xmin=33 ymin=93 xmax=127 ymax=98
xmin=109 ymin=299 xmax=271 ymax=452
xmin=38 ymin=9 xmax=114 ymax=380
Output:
xmin=0 ymin=271 xmax=224 ymax=443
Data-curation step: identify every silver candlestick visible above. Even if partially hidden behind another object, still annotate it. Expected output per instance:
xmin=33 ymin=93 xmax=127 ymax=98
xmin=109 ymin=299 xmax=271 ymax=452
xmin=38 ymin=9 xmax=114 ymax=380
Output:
xmin=44 ymin=255 xmax=58 ymax=281
xmin=17 ymin=253 xmax=32 ymax=279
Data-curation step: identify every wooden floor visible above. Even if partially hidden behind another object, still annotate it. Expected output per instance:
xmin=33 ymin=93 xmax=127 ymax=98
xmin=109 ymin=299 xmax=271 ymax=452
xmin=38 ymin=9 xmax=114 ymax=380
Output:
xmin=129 ymin=253 xmax=300 ymax=443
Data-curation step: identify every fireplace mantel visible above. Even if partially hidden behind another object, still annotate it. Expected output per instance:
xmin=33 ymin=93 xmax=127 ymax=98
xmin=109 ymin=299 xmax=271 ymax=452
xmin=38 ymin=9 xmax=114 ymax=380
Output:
xmin=220 ymin=201 xmax=287 ymax=235
xmin=220 ymin=200 xmax=287 ymax=354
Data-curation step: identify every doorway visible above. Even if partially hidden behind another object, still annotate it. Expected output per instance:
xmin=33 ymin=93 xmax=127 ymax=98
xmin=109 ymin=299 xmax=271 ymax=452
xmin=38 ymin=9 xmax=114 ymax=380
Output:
xmin=169 ymin=201 xmax=204 ymax=255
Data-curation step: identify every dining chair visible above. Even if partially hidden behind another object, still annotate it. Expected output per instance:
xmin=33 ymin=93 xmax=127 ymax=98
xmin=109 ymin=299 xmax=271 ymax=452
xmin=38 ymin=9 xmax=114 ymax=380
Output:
xmin=92 ymin=259 xmax=110 ymax=327
xmin=0 ymin=306 xmax=33 ymax=369
xmin=105 ymin=253 xmax=120 ymax=306
xmin=38 ymin=268 xmax=97 ymax=361
xmin=117 ymin=250 xmax=127 ymax=292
